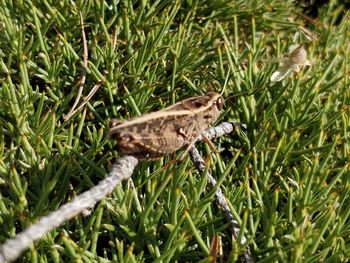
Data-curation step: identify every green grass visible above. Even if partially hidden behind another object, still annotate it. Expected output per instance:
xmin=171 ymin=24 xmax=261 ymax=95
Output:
xmin=0 ymin=0 xmax=349 ymax=262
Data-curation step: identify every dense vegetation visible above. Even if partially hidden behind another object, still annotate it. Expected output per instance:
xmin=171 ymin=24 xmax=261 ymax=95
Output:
xmin=0 ymin=0 xmax=349 ymax=262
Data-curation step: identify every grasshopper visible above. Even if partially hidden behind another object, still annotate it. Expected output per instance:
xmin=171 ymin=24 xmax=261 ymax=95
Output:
xmin=109 ymin=92 xmax=223 ymax=159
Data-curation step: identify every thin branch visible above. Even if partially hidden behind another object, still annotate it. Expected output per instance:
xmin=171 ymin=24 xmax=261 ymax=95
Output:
xmin=190 ymin=122 xmax=253 ymax=263
xmin=0 ymin=156 xmax=138 ymax=263
xmin=112 ymin=26 xmax=118 ymax=52
xmin=63 ymin=12 xmax=88 ymax=121
xmin=197 ymin=121 xmax=245 ymax=142
xmin=63 ymin=80 xmax=102 ymax=120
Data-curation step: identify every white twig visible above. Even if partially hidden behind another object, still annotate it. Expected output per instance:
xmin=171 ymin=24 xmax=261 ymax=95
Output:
xmin=197 ymin=121 xmax=245 ymax=142
xmin=190 ymin=122 xmax=253 ymax=263
xmin=0 ymin=156 xmax=138 ymax=263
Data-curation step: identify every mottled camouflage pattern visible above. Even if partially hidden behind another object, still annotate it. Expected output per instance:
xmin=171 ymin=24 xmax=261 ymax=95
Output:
xmin=110 ymin=92 xmax=223 ymax=159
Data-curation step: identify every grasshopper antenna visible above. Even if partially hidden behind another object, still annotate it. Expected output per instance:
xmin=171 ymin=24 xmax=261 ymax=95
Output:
xmin=220 ymin=68 xmax=231 ymax=96
xmin=225 ymin=86 xmax=266 ymax=101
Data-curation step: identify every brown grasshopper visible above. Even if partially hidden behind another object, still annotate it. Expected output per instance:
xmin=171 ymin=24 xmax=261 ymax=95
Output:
xmin=109 ymin=92 xmax=223 ymax=159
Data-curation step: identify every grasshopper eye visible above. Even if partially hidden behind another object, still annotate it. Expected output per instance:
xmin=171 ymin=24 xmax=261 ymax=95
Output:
xmin=194 ymin=101 xmax=204 ymax=108
xmin=216 ymin=97 xmax=223 ymax=110
xmin=109 ymin=119 xmax=123 ymax=129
